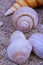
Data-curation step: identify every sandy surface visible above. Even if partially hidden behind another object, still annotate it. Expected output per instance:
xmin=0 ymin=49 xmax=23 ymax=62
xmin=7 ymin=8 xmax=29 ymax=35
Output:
xmin=0 ymin=0 xmax=43 ymax=65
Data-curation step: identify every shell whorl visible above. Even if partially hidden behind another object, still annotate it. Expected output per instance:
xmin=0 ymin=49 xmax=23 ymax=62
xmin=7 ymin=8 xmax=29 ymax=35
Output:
xmin=13 ymin=7 xmax=38 ymax=32
xmin=17 ymin=16 xmax=33 ymax=32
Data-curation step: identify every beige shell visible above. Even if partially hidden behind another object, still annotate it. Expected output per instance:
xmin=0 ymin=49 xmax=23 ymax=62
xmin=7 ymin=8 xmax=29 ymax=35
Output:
xmin=7 ymin=39 xmax=32 ymax=64
xmin=5 ymin=0 xmax=43 ymax=16
xmin=28 ymin=33 xmax=43 ymax=59
xmin=12 ymin=7 xmax=38 ymax=32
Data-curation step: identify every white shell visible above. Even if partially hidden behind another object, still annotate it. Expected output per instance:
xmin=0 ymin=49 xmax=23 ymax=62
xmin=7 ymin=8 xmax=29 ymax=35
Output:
xmin=5 ymin=7 xmax=16 ymax=16
xmin=29 ymin=33 xmax=43 ymax=59
xmin=10 ymin=30 xmax=26 ymax=42
xmin=7 ymin=39 xmax=32 ymax=64
xmin=13 ymin=7 xmax=38 ymax=32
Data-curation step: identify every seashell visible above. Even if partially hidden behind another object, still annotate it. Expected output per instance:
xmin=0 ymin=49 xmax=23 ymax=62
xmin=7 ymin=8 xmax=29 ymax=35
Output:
xmin=7 ymin=30 xmax=32 ymax=64
xmin=12 ymin=7 xmax=38 ymax=32
xmin=28 ymin=33 xmax=43 ymax=59
xmin=7 ymin=38 xmax=32 ymax=64
xmin=10 ymin=30 xmax=26 ymax=42
xmin=5 ymin=0 xmax=43 ymax=16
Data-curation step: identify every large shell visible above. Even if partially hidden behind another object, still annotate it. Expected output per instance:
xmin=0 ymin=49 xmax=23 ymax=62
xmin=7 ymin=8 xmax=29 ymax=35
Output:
xmin=13 ymin=7 xmax=38 ymax=32
xmin=7 ymin=39 xmax=32 ymax=64
xmin=29 ymin=33 xmax=43 ymax=59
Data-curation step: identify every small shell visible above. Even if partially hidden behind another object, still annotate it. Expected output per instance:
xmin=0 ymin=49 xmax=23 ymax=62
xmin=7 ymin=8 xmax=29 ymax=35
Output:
xmin=10 ymin=30 xmax=26 ymax=42
xmin=7 ymin=39 xmax=32 ymax=64
xmin=28 ymin=33 xmax=43 ymax=59
xmin=13 ymin=7 xmax=38 ymax=32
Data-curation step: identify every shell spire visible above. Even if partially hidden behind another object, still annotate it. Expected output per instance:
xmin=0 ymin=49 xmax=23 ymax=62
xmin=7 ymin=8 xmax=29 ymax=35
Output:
xmin=5 ymin=0 xmax=43 ymax=16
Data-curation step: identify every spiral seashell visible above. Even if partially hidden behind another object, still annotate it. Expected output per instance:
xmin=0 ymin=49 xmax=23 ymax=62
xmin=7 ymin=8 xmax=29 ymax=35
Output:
xmin=5 ymin=0 xmax=43 ymax=16
xmin=12 ymin=7 xmax=38 ymax=32
xmin=28 ymin=33 xmax=43 ymax=59
xmin=7 ymin=30 xmax=32 ymax=64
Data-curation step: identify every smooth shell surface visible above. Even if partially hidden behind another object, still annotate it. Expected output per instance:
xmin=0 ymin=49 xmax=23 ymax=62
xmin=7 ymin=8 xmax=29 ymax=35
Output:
xmin=29 ymin=33 xmax=43 ymax=59
xmin=7 ymin=39 xmax=32 ymax=64
xmin=10 ymin=30 xmax=26 ymax=42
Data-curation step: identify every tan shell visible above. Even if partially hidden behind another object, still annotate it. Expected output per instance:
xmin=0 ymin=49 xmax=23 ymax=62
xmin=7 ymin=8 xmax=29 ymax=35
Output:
xmin=5 ymin=0 xmax=43 ymax=16
xmin=28 ymin=33 xmax=43 ymax=59
xmin=13 ymin=7 xmax=38 ymax=32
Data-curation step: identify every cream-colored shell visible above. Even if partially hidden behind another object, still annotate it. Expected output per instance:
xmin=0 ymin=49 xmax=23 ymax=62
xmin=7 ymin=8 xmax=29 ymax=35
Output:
xmin=10 ymin=30 xmax=26 ymax=42
xmin=13 ymin=7 xmax=38 ymax=32
xmin=7 ymin=39 xmax=32 ymax=64
xmin=28 ymin=33 xmax=43 ymax=59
